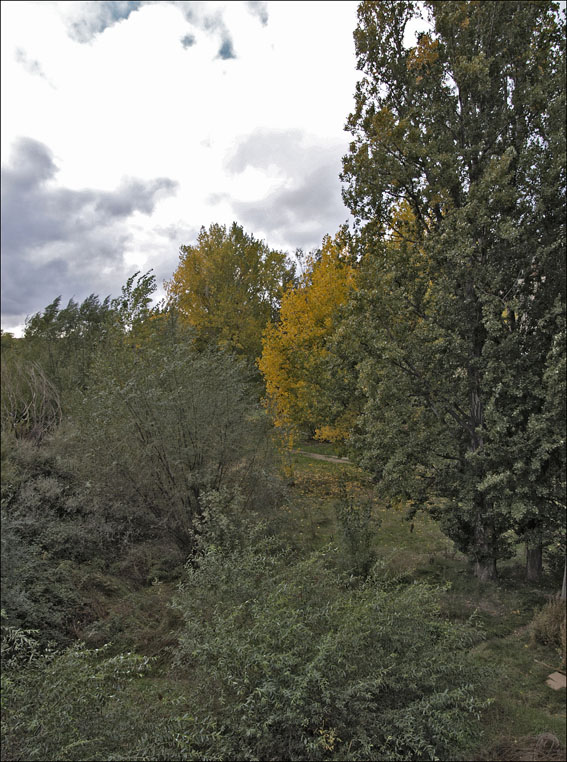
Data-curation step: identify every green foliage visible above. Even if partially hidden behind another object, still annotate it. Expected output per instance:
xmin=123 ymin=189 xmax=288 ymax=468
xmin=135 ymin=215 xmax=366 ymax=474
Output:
xmin=23 ymin=293 xmax=114 ymax=403
xmin=167 ymin=222 xmax=294 ymax=364
xmin=75 ymin=322 xmax=279 ymax=554
xmin=338 ymin=0 xmax=566 ymax=579
xmin=170 ymin=540 xmax=487 ymax=761
xmin=110 ymin=270 xmax=157 ymax=333
xmin=0 ymin=434 xmax=145 ymax=646
xmin=1 ymin=610 xmax=40 ymax=669
xmin=1 ymin=642 xmax=153 ymax=762
xmin=334 ymin=480 xmax=378 ymax=578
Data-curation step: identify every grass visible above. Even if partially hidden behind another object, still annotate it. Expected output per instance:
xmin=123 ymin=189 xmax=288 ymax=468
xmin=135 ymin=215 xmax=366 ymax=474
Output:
xmin=292 ymin=439 xmax=344 ymax=457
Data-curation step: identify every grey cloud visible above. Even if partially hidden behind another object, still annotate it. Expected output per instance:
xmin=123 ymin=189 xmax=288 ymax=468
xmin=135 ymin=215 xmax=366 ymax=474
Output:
xmin=5 ymin=137 xmax=57 ymax=190
xmin=227 ymin=129 xmax=351 ymax=251
xmin=181 ymin=33 xmax=196 ymax=48
xmin=1 ymin=137 xmax=177 ymax=327
xmin=15 ymin=48 xmax=53 ymax=85
xmin=95 ymin=177 xmax=178 ymax=217
xmin=208 ymin=191 xmax=230 ymax=205
xmin=246 ymin=1 xmax=269 ymax=26
xmin=63 ymin=1 xmax=251 ymax=60
xmin=155 ymin=223 xmax=198 ymax=244
xmin=227 ymin=128 xmax=307 ymax=174
xmin=217 ymin=36 xmax=236 ymax=60
xmin=66 ymin=1 xmax=142 ymax=43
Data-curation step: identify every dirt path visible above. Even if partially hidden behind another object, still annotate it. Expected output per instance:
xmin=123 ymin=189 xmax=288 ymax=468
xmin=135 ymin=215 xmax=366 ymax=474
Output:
xmin=294 ymin=450 xmax=351 ymax=464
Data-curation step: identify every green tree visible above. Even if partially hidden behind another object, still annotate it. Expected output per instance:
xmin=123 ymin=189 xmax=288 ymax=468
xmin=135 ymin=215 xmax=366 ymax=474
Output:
xmin=166 ymin=222 xmax=294 ymax=365
xmin=340 ymin=1 xmax=566 ymax=580
xmin=24 ymin=294 xmax=113 ymax=392
xmin=75 ymin=317 xmax=277 ymax=554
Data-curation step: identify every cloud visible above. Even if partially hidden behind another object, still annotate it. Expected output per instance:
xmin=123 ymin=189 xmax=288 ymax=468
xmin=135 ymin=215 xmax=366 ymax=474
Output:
xmin=217 ymin=36 xmax=236 ymax=60
xmin=246 ymin=1 xmax=269 ymax=26
xmin=64 ymin=1 xmax=142 ymax=43
xmin=226 ymin=129 xmax=350 ymax=250
xmin=180 ymin=33 xmax=196 ymax=49
xmin=1 ymin=137 xmax=177 ymax=326
xmin=227 ymin=128 xmax=306 ymax=175
xmin=60 ymin=1 xmax=266 ymax=58
xmin=14 ymin=48 xmax=53 ymax=85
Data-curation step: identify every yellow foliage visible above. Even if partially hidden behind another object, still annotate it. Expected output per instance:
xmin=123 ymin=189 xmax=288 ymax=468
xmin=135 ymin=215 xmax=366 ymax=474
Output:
xmin=166 ymin=223 xmax=289 ymax=362
xmin=259 ymin=233 xmax=355 ymax=443
xmin=407 ymin=34 xmax=440 ymax=72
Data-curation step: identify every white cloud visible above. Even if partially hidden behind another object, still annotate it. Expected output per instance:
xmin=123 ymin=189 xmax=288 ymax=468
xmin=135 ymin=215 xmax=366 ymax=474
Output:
xmin=1 ymin=0 xmax=360 ymax=333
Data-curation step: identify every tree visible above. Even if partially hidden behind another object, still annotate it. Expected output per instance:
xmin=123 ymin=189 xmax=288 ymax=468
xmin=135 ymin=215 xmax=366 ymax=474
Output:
xmin=23 ymin=292 xmax=113 ymax=404
xmin=166 ymin=222 xmax=293 ymax=365
xmin=75 ymin=317 xmax=276 ymax=554
xmin=259 ymin=231 xmax=356 ymax=444
xmin=340 ymin=1 xmax=566 ymax=579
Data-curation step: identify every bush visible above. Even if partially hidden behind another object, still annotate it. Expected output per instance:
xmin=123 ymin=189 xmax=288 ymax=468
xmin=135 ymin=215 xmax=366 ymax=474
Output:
xmin=530 ymin=598 xmax=567 ymax=667
xmin=334 ymin=480 xmax=378 ymax=578
xmin=75 ymin=331 xmax=279 ymax=554
xmin=1 ymin=641 xmax=154 ymax=762
xmin=168 ymin=540 xmax=487 ymax=761
xmin=1 ymin=436 xmax=135 ymax=645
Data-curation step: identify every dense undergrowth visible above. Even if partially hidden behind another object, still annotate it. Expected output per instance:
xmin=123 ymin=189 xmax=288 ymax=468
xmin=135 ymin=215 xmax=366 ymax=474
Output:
xmin=1 ymin=433 xmax=565 ymax=761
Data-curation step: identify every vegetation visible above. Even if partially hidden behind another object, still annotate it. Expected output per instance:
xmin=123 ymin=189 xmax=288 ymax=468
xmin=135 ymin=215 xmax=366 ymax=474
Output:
xmin=166 ymin=222 xmax=294 ymax=365
xmin=260 ymin=230 xmax=357 ymax=445
xmin=1 ymin=2 xmax=565 ymax=760
xmin=339 ymin=0 xmax=566 ymax=581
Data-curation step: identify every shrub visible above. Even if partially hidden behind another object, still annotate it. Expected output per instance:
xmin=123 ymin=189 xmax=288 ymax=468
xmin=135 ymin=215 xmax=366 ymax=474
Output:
xmin=334 ymin=480 xmax=379 ymax=578
xmin=530 ymin=598 xmax=567 ymax=667
xmin=1 ymin=436 xmax=135 ymax=645
xmin=1 ymin=357 xmax=61 ymax=443
xmin=1 ymin=642 xmax=153 ymax=762
xmin=75 ymin=332 xmax=279 ymax=554
xmin=168 ymin=540 xmax=487 ymax=761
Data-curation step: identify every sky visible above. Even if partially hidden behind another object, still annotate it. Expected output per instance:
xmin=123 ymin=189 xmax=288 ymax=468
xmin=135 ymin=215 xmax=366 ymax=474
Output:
xmin=1 ymin=0 xmax=362 ymax=335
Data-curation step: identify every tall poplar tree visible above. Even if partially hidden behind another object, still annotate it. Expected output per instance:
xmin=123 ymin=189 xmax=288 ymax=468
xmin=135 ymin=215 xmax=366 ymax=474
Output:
xmin=341 ymin=1 xmax=565 ymax=579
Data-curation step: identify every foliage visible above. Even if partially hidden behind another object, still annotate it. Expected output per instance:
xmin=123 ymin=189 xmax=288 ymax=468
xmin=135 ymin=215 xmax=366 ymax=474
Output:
xmin=170 ymin=540 xmax=487 ymax=761
xmin=334 ymin=479 xmax=379 ymax=578
xmin=1 ymin=435 xmax=134 ymax=646
xmin=339 ymin=0 xmax=566 ymax=579
xmin=1 ymin=610 xmax=40 ymax=670
xmin=1 ymin=642 xmax=153 ymax=762
xmin=166 ymin=222 xmax=294 ymax=364
xmin=110 ymin=270 xmax=158 ymax=334
xmin=23 ymin=293 xmax=114 ymax=403
xmin=259 ymin=231 xmax=357 ymax=443
xmin=74 ymin=321 xmax=278 ymax=554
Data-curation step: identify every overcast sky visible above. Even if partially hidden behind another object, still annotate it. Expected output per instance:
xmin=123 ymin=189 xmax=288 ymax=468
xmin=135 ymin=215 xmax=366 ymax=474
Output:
xmin=1 ymin=0 xmax=362 ymax=335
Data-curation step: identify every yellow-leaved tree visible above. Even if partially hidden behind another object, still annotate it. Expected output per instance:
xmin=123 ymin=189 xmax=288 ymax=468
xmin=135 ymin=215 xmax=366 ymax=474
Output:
xmin=166 ymin=223 xmax=293 ymax=364
xmin=259 ymin=231 xmax=356 ymax=445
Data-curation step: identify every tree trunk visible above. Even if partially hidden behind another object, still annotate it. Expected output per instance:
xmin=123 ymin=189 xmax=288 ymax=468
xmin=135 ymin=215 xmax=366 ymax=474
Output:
xmin=561 ymin=561 xmax=566 ymax=602
xmin=526 ymin=542 xmax=543 ymax=581
xmin=474 ymin=557 xmax=498 ymax=581
xmin=472 ymin=495 xmax=498 ymax=581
